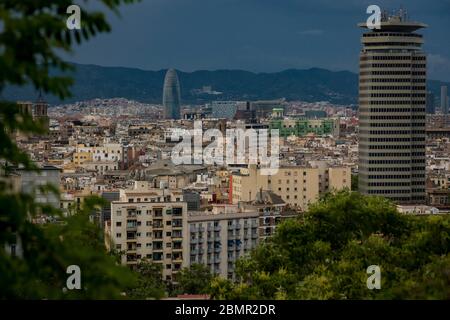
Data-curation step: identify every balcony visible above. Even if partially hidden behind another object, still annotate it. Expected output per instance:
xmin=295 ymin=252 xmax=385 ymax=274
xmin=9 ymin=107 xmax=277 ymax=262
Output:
xmin=172 ymin=256 xmax=183 ymax=263
xmin=235 ymin=224 xmax=241 ymax=230
xmin=172 ymin=233 xmax=183 ymax=240
xmin=251 ymin=233 xmax=258 ymax=239
xmin=172 ymin=223 xmax=183 ymax=229
xmin=126 ymin=221 xmax=138 ymax=231
xmin=126 ymin=210 xmax=137 ymax=218
xmin=214 ymin=225 xmax=221 ymax=232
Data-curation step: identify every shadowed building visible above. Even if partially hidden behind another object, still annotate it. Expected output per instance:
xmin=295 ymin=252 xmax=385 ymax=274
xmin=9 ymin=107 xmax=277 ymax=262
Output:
xmin=163 ymin=68 xmax=181 ymax=119
xmin=358 ymin=10 xmax=427 ymax=204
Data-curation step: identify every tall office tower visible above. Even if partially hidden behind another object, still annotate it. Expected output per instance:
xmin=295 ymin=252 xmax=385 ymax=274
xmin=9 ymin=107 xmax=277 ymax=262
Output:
xmin=162 ymin=68 xmax=181 ymax=119
xmin=426 ymin=91 xmax=435 ymax=114
xmin=358 ymin=11 xmax=427 ymax=204
xmin=441 ymin=85 xmax=448 ymax=114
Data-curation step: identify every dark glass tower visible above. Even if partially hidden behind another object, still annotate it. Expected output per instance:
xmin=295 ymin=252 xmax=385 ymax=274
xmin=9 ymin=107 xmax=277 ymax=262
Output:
xmin=163 ymin=69 xmax=181 ymax=119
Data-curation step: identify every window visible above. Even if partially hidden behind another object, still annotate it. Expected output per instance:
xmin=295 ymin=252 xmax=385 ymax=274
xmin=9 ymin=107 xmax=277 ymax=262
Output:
xmin=116 ymin=233 xmax=122 ymax=238
xmin=116 ymin=222 xmax=121 ymax=227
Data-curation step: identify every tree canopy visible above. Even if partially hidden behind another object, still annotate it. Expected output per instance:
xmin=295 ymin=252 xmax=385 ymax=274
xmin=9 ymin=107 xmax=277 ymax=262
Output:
xmin=210 ymin=191 xmax=450 ymax=299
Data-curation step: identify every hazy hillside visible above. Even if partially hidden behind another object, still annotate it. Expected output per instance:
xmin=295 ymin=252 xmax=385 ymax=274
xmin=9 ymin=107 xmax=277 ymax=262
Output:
xmin=3 ymin=63 xmax=449 ymax=106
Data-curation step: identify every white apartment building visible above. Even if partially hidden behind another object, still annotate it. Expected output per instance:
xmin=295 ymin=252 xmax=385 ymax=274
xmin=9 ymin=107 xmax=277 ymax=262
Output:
xmin=107 ymin=182 xmax=188 ymax=281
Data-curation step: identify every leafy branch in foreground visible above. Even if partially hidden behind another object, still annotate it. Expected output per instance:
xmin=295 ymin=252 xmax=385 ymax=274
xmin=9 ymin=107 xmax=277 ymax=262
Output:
xmin=0 ymin=0 xmax=141 ymax=299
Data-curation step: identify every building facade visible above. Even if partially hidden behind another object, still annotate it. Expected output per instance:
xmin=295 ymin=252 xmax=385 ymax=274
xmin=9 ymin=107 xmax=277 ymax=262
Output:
xmin=230 ymin=164 xmax=351 ymax=211
xmin=107 ymin=185 xmax=188 ymax=281
xmin=358 ymin=12 xmax=427 ymax=203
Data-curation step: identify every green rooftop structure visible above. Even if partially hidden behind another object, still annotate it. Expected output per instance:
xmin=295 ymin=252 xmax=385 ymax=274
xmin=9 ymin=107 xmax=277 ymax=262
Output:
xmin=269 ymin=118 xmax=340 ymax=137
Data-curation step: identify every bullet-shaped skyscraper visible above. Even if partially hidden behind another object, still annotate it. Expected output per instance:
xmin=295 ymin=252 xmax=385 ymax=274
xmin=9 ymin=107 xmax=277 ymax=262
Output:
xmin=358 ymin=11 xmax=427 ymax=204
xmin=163 ymin=69 xmax=181 ymax=119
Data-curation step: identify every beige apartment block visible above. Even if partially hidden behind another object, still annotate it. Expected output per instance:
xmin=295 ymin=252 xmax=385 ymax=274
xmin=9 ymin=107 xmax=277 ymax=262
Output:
xmin=231 ymin=164 xmax=351 ymax=210
xmin=72 ymin=151 xmax=93 ymax=165
xmin=107 ymin=184 xmax=188 ymax=281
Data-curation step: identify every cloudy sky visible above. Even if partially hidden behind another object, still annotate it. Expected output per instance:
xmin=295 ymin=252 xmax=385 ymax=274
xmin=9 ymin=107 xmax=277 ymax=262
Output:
xmin=69 ymin=0 xmax=450 ymax=81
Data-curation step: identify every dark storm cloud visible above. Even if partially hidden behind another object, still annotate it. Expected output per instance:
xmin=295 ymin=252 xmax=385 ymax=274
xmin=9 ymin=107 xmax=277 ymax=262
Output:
xmin=68 ymin=0 xmax=450 ymax=81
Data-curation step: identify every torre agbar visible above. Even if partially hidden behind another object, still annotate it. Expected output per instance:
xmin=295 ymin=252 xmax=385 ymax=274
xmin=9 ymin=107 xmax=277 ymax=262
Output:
xmin=358 ymin=11 xmax=427 ymax=204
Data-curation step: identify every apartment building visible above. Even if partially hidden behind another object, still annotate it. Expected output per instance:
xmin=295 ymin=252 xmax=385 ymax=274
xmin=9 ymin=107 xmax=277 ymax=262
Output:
xmin=310 ymin=160 xmax=352 ymax=193
xmin=188 ymin=204 xmax=259 ymax=280
xmin=107 ymin=183 xmax=188 ymax=281
xmin=76 ymin=142 xmax=123 ymax=162
xmin=241 ymin=190 xmax=295 ymax=240
xmin=231 ymin=165 xmax=318 ymax=210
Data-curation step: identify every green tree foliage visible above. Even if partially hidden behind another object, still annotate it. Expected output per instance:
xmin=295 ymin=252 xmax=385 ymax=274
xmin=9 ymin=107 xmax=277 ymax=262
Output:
xmin=212 ymin=191 xmax=450 ymax=299
xmin=174 ymin=263 xmax=214 ymax=295
xmin=0 ymin=1 xmax=141 ymax=299
xmin=126 ymin=261 xmax=166 ymax=300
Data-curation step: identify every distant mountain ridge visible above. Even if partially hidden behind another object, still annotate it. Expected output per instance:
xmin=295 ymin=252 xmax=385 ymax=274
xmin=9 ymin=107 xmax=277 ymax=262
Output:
xmin=3 ymin=63 xmax=449 ymax=106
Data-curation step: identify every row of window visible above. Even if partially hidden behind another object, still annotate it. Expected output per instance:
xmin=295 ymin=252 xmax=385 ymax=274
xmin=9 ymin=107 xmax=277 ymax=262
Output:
xmin=365 ymin=167 xmax=425 ymax=172
xmin=364 ymin=42 xmax=421 ymax=47
xmin=361 ymin=101 xmax=426 ymax=106
xmin=368 ymin=175 xmax=411 ymax=179
xmin=362 ymin=33 xmax=423 ymax=39
xmin=366 ymin=145 xmax=425 ymax=150
xmin=368 ymin=123 xmax=424 ymax=127
xmin=360 ymin=63 xmax=426 ymax=68
xmin=363 ymin=137 xmax=425 ymax=142
xmin=360 ymin=115 xmax=425 ymax=120
xmin=360 ymin=54 xmax=425 ymax=59
xmin=360 ymin=71 xmax=425 ymax=75
xmin=363 ymin=152 xmax=425 ymax=157
xmin=360 ymin=78 xmax=425 ymax=83
xmin=360 ymin=86 xmax=426 ymax=91
xmin=360 ymin=130 xmax=425 ymax=135
xmin=360 ymin=93 xmax=426 ymax=98
xmin=360 ymin=108 xmax=425 ymax=113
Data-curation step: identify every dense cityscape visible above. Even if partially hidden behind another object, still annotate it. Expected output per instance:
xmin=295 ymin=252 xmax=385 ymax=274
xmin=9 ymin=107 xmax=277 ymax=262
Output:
xmin=1 ymin=1 xmax=450 ymax=307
